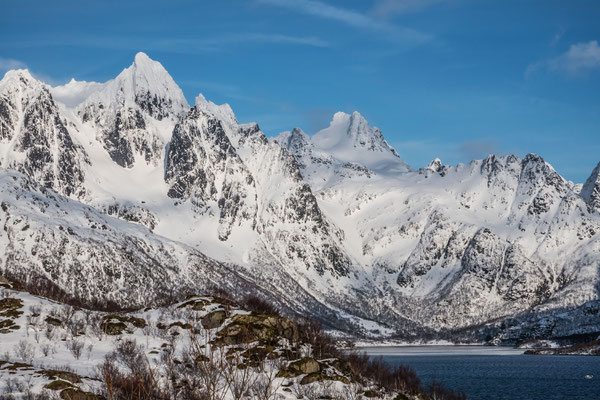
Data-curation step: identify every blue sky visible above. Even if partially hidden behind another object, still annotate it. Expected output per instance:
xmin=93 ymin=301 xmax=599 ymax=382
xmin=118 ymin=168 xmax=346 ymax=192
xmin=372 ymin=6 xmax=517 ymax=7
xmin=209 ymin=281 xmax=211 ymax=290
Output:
xmin=2 ymin=0 xmax=599 ymax=182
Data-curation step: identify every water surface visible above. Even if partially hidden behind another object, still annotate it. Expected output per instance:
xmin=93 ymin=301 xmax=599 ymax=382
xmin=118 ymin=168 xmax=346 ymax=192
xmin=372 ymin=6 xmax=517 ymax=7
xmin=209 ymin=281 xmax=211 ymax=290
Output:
xmin=359 ymin=346 xmax=600 ymax=400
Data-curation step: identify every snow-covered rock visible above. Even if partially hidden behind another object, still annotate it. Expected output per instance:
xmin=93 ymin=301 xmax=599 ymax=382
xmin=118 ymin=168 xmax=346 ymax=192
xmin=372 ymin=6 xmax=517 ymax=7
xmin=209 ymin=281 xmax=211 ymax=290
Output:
xmin=0 ymin=69 xmax=89 ymax=199
xmin=76 ymin=52 xmax=188 ymax=167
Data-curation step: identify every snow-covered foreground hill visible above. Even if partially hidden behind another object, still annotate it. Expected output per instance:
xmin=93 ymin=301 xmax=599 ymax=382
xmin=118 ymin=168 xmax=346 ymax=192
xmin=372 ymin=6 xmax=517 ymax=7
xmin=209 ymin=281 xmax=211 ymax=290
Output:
xmin=0 ymin=52 xmax=599 ymax=343
xmin=0 ymin=285 xmax=425 ymax=399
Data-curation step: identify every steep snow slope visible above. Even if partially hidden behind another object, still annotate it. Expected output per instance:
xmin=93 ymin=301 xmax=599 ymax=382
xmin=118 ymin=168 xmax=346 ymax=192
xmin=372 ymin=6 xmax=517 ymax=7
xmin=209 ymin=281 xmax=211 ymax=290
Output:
xmin=0 ymin=168 xmax=234 ymax=308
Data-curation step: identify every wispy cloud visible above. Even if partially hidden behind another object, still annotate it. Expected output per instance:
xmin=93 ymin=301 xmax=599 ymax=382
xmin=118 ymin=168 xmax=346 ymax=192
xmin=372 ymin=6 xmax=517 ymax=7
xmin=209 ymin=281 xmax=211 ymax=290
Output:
xmin=257 ymin=0 xmax=432 ymax=44
xmin=0 ymin=57 xmax=26 ymax=72
xmin=527 ymin=40 xmax=600 ymax=77
xmin=4 ymin=32 xmax=329 ymax=54
xmin=370 ymin=0 xmax=449 ymax=18
xmin=158 ymin=33 xmax=329 ymax=51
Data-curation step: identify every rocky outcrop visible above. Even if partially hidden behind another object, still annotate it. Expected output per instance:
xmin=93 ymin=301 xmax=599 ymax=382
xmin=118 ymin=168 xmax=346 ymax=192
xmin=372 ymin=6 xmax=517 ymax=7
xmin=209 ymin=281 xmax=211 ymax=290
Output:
xmin=165 ymin=107 xmax=257 ymax=241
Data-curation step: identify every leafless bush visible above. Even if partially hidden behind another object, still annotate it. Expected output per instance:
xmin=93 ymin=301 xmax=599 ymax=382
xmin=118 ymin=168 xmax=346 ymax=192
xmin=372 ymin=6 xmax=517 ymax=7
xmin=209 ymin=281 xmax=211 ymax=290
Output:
xmin=4 ymin=377 xmax=19 ymax=393
xmin=250 ymin=358 xmax=286 ymax=400
xmin=295 ymin=318 xmax=339 ymax=359
xmin=341 ymin=382 xmax=364 ymax=400
xmin=178 ymin=333 xmax=228 ymax=400
xmin=29 ymin=305 xmax=42 ymax=315
xmin=66 ymin=339 xmax=85 ymax=360
xmin=14 ymin=340 xmax=35 ymax=362
xmin=44 ymin=325 xmax=55 ymax=341
xmin=98 ymin=339 xmax=167 ymax=400
xmin=223 ymin=351 xmax=258 ymax=399
xmin=40 ymin=343 xmax=52 ymax=357
xmin=242 ymin=296 xmax=279 ymax=315
xmin=291 ymin=382 xmax=321 ymax=400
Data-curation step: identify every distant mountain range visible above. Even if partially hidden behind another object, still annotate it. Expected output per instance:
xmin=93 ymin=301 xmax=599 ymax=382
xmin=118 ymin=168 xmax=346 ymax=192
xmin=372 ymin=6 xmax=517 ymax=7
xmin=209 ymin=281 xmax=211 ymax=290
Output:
xmin=1 ymin=52 xmax=599 ymax=343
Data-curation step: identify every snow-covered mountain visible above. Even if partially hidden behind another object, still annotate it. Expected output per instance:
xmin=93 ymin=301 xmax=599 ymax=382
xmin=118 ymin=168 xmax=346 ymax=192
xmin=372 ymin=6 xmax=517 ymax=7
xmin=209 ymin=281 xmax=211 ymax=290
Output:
xmin=0 ymin=52 xmax=599 ymax=343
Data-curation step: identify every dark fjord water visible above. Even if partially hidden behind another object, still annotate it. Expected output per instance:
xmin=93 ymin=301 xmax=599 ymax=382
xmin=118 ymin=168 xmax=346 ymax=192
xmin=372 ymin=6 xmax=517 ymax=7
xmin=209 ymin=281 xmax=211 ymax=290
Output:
xmin=361 ymin=346 xmax=600 ymax=400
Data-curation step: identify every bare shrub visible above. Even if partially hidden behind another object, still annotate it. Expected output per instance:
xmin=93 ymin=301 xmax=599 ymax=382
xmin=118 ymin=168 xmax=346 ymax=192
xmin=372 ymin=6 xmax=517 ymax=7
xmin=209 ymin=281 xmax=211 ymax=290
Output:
xmin=242 ymin=296 xmax=279 ymax=315
xmin=251 ymin=358 xmax=286 ymax=400
xmin=291 ymin=382 xmax=320 ymax=400
xmin=40 ymin=343 xmax=52 ymax=357
xmin=66 ymin=339 xmax=85 ymax=360
xmin=98 ymin=339 xmax=167 ymax=400
xmin=223 ymin=350 xmax=258 ymax=399
xmin=14 ymin=340 xmax=35 ymax=362
xmin=44 ymin=325 xmax=55 ymax=341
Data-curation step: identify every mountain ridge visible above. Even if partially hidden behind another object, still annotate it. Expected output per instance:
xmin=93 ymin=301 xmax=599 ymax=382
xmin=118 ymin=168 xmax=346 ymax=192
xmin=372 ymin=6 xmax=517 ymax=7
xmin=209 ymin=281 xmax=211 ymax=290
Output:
xmin=0 ymin=53 xmax=599 ymax=343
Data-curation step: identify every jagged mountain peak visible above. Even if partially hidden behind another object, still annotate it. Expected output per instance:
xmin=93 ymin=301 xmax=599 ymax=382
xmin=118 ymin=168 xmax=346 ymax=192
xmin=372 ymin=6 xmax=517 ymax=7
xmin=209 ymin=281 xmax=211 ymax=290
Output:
xmin=0 ymin=68 xmax=36 ymax=87
xmin=194 ymin=93 xmax=237 ymax=131
xmin=133 ymin=51 xmax=153 ymax=67
xmin=520 ymin=153 xmax=566 ymax=185
xmin=581 ymin=161 xmax=600 ymax=211
xmin=80 ymin=52 xmax=188 ymax=119
xmin=72 ymin=53 xmax=191 ymax=168
xmin=275 ymin=127 xmax=312 ymax=152
xmin=311 ymin=110 xmax=410 ymax=174
xmin=426 ymin=158 xmax=443 ymax=172
xmin=0 ymin=69 xmax=47 ymax=100
xmin=313 ymin=111 xmax=378 ymax=150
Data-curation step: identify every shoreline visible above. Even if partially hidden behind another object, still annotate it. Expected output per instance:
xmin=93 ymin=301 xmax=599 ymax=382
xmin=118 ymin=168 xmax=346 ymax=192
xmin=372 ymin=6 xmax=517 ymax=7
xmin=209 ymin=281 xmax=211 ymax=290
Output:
xmin=354 ymin=345 xmax=526 ymax=356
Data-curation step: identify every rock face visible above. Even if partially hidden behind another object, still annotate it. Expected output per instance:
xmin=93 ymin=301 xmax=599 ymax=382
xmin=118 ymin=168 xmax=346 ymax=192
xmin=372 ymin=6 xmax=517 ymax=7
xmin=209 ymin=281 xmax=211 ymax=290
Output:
xmin=0 ymin=53 xmax=599 ymax=342
xmin=0 ymin=70 xmax=89 ymax=198
xmin=77 ymin=52 xmax=188 ymax=167
xmin=581 ymin=162 xmax=600 ymax=212
xmin=165 ymin=107 xmax=257 ymax=241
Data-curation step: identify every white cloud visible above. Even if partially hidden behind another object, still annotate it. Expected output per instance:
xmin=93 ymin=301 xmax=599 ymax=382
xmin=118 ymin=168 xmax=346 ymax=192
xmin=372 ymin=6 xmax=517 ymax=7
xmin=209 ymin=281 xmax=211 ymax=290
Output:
xmin=370 ymin=0 xmax=446 ymax=18
xmin=549 ymin=40 xmax=600 ymax=75
xmin=528 ymin=40 xmax=600 ymax=77
xmin=257 ymin=0 xmax=431 ymax=44
xmin=0 ymin=57 xmax=26 ymax=71
xmin=228 ymin=33 xmax=329 ymax=47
